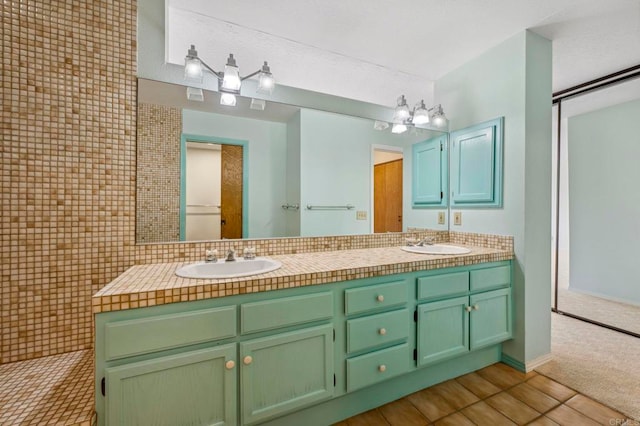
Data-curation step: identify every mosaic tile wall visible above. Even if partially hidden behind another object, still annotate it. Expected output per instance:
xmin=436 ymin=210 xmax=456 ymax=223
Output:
xmin=0 ymin=0 xmax=137 ymax=363
xmin=136 ymin=103 xmax=182 ymax=243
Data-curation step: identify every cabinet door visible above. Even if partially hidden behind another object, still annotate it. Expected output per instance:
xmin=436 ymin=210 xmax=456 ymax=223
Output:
xmin=412 ymin=136 xmax=447 ymax=207
xmin=105 ymin=344 xmax=237 ymax=426
xmin=450 ymin=117 xmax=503 ymax=207
xmin=240 ymin=325 xmax=334 ymax=425
xmin=417 ymin=296 xmax=469 ymax=367
xmin=470 ymin=288 xmax=512 ymax=350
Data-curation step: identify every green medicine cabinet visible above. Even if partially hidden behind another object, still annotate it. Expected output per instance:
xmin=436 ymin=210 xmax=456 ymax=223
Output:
xmin=450 ymin=117 xmax=504 ymax=208
xmin=411 ymin=135 xmax=448 ymax=208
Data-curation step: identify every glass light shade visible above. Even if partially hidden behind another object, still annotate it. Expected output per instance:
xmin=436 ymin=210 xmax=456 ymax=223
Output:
xmin=392 ymin=105 xmax=410 ymax=123
xmin=257 ymin=71 xmax=275 ymax=94
xmin=184 ymin=57 xmax=203 ymax=83
xmin=186 ymin=87 xmax=204 ymax=102
xmin=391 ymin=123 xmax=408 ymax=134
xmin=220 ymin=92 xmax=237 ymax=106
xmin=432 ymin=114 xmax=448 ymax=128
xmin=250 ymin=98 xmax=266 ymax=110
xmin=413 ymin=108 xmax=429 ymax=124
xmin=222 ymin=55 xmax=241 ymax=92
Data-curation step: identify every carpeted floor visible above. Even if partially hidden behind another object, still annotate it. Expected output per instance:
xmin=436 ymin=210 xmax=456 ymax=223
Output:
xmin=536 ymin=313 xmax=640 ymax=420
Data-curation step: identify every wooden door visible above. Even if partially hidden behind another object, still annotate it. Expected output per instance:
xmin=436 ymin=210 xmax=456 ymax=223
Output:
xmin=221 ymin=145 xmax=243 ymax=239
xmin=374 ymin=159 xmax=403 ymax=233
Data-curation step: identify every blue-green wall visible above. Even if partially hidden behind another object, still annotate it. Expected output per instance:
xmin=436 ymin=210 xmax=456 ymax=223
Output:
xmin=182 ymin=109 xmax=288 ymax=238
xmin=568 ymin=99 xmax=640 ymax=305
xmin=286 ymin=111 xmax=302 ymax=237
xmin=435 ymin=31 xmax=552 ymax=365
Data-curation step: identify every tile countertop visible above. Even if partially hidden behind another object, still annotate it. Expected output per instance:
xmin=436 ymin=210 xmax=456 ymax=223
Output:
xmin=92 ymin=245 xmax=514 ymax=313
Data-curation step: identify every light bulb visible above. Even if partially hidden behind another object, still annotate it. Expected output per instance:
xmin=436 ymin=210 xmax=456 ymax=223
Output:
xmin=220 ymin=92 xmax=237 ymax=106
xmin=221 ymin=54 xmax=241 ymax=91
xmin=257 ymin=62 xmax=275 ymax=94
xmin=184 ymin=58 xmax=203 ymax=83
xmin=391 ymin=123 xmax=408 ymax=134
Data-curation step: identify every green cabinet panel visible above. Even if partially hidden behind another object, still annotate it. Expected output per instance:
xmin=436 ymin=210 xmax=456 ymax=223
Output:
xmin=346 ymin=309 xmax=409 ymax=354
xmin=417 ymin=296 xmax=469 ymax=367
xmin=470 ymin=265 xmax=511 ymax=292
xmin=470 ymin=288 xmax=512 ymax=350
xmin=104 ymin=306 xmax=236 ymax=361
xmin=105 ymin=344 xmax=237 ymax=426
xmin=450 ymin=117 xmax=503 ymax=207
xmin=412 ymin=136 xmax=448 ymax=207
xmin=417 ymin=271 xmax=469 ymax=301
xmin=240 ymin=325 xmax=334 ymax=425
xmin=344 ymin=280 xmax=408 ymax=315
xmin=346 ymin=343 xmax=412 ymax=392
xmin=240 ymin=292 xmax=333 ymax=335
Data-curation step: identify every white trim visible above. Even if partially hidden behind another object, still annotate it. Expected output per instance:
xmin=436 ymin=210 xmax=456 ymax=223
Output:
xmin=524 ymin=353 xmax=554 ymax=372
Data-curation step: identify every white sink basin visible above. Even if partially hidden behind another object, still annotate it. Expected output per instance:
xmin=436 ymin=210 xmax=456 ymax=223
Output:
xmin=401 ymin=244 xmax=471 ymax=255
xmin=176 ymin=257 xmax=282 ymax=279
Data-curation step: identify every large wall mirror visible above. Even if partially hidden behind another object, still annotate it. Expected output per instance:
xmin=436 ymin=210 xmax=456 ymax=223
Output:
xmin=136 ymin=78 xmax=450 ymax=244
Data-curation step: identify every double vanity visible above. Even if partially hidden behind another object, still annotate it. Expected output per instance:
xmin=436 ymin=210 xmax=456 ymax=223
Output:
xmin=93 ymin=238 xmax=513 ymax=426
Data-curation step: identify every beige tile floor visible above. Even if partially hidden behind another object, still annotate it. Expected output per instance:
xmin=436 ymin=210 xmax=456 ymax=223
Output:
xmin=0 ymin=351 xmax=634 ymax=426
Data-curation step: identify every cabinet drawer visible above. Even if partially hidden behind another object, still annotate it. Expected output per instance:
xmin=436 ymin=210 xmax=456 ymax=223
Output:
xmin=346 ymin=343 xmax=412 ymax=392
xmin=241 ymin=292 xmax=333 ymax=334
xmin=417 ymin=271 xmax=468 ymax=301
xmin=470 ymin=265 xmax=511 ymax=292
xmin=347 ymin=309 xmax=409 ymax=354
xmin=345 ymin=280 xmax=407 ymax=315
xmin=104 ymin=306 xmax=236 ymax=361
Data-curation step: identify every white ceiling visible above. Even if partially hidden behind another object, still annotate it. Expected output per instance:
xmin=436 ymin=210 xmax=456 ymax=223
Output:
xmin=167 ymin=0 xmax=640 ymax=106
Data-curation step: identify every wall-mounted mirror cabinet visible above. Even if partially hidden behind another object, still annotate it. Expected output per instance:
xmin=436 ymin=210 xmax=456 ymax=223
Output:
xmin=136 ymin=79 xmax=450 ymax=244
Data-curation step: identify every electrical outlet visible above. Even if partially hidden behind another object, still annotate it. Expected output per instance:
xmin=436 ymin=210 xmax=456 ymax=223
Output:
xmin=356 ymin=211 xmax=367 ymax=220
xmin=437 ymin=211 xmax=445 ymax=225
xmin=453 ymin=212 xmax=462 ymax=226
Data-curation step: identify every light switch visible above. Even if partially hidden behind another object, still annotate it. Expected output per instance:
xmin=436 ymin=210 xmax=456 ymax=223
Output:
xmin=453 ymin=212 xmax=462 ymax=226
xmin=356 ymin=211 xmax=367 ymax=220
xmin=437 ymin=211 xmax=445 ymax=225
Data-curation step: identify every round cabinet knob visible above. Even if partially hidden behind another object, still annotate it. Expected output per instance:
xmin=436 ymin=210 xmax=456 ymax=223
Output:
xmin=225 ymin=360 xmax=235 ymax=370
xmin=376 ymin=295 xmax=385 ymax=302
xmin=378 ymin=328 xmax=387 ymax=335
xmin=465 ymin=306 xmax=472 ymax=312
xmin=378 ymin=364 xmax=386 ymax=372
xmin=473 ymin=304 xmax=480 ymax=311
xmin=243 ymin=355 xmax=253 ymax=365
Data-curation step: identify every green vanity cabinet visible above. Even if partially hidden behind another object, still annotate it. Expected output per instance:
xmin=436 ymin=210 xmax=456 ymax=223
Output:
xmin=96 ymin=260 xmax=513 ymax=426
xmin=240 ymin=325 xmax=334 ymax=424
xmin=105 ymin=344 xmax=237 ymax=426
xmin=416 ymin=262 xmax=512 ymax=367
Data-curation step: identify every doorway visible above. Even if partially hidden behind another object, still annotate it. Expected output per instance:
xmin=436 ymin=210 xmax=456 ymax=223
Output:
xmin=180 ymin=135 xmax=247 ymax=241
xmin=373 ymin=146 xmax=403 ymax=233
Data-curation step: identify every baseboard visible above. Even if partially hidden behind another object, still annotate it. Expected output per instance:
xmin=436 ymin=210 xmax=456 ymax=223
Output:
xmin=502 ymin=352 xmax=553 ymax=372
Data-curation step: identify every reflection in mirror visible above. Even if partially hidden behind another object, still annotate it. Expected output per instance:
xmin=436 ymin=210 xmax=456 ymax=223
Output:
xmin=136 ymin=79 xmax=449 ymax=244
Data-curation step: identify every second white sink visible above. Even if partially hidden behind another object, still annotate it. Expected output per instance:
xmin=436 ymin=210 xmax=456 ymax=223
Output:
xmin=401 ymin=244 xmax=471 ymax=255
xmin=176 ymin=257 xmax=282 ymax=279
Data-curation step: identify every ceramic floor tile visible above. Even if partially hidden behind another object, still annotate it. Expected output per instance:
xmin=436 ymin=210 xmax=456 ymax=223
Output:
xmin=461 ymin=400 xmax=517 ymax=426
xmin=507 ymin=382 xmax=561 ymax=413
xmin=430 ymin=379 xmax=480 ymax=410
xmin=434 ymin=411 xmax=476 ymax=426
xmin=526 ymin=375 xmax=577 ymax=402
xmin=476 ymin=363 xmax=525 ymax=389
xmin=406 ymin=387 xmax=455 ymax=421
xmin=455 ymin=371 xmax=502 ymax=399
xmin=545 ymin=404 xmax=601 ymax=426
xmin=379 ymin=398 xmax=429 ymax=426
xmin=485 ymin=392 xmax=541 ymax=425
xmin=565 ymin=394 xmax=627 ymax=424
xmin=346 ymin=408 xmax=390 ymax=426
xmin=526 ymin=416 xmax=560 ymax=426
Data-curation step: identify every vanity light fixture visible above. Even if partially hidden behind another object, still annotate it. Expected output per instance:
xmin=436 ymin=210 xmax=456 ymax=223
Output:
xmin=186 ymin=87 xmax=204 ymax=102
xmin=184 ymin=44 xmax=275 ymax=106
xmin=378 ymin=95 xmax=448 ymax=133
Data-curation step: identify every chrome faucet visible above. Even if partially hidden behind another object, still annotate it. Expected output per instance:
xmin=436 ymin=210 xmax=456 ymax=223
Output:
xmin=243 ymin=247 xmax=256 ymax=260
xmin=205 ymin=249 xmax=218 ymax=263
xmin=416 ymin=237 xmax=436 ymax=246
xmin=225 ymin=248 xmax=236 ymax=262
